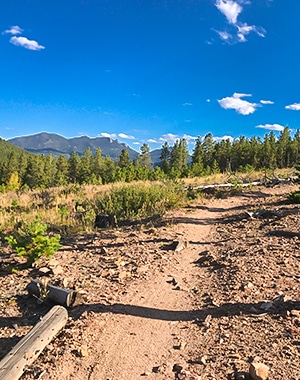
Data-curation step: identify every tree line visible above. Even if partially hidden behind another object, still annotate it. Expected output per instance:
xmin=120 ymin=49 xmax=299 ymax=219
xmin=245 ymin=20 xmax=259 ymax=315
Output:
xmin=1 ymin=127 xmax=299 ymax=191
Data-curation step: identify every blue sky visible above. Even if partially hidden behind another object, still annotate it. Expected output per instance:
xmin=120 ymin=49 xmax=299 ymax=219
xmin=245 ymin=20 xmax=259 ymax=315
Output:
xmin=1 ymin=0 xmax=300 ymax=152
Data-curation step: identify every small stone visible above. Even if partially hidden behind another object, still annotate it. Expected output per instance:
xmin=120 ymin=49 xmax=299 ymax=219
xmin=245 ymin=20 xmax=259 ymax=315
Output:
xmin=200 ymin=355 xmax=207 ymax=365
xmin=173 ymin=363 xmax=184 ymax=373
xmin=79 ymin=344 xmax=88 ymax=357
xmin=175 ymin=240 xmax=187 ymax=252
xmin=203 ymin=314 xmax=212 ymax=328
xmin=235 ymin=372 xmax=247 ymax=380
xmin=249 ymin=362 xmax=269 ymax=380
xmin=52 ymin=265 xmax=64 ymax=276
xmin=290 ymin=309 xmax=300 ymax=318
xmin=38 ymin=267 xmax=51 ymax=274
xmin=141 ymin=371 xmax=151 ymax=376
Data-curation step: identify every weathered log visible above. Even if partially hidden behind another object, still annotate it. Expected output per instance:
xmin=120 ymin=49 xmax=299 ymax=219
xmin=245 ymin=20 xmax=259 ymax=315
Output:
xmin=27 ymin=280 xmax=76 ymax=307
xmin=0 ymin=305 xmax=68 ymax=380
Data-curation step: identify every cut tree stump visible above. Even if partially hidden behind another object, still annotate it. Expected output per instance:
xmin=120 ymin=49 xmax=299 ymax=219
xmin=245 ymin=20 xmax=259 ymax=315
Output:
xmin=27 ymin=279 xmax=76 ymax=307
xmin=0 ymin=305 xmax=68 ymax=380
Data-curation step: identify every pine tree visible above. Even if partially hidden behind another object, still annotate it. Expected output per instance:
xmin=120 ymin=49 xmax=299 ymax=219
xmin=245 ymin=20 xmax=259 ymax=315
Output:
xmin=160 ymin=142 xmax=170 ymax=174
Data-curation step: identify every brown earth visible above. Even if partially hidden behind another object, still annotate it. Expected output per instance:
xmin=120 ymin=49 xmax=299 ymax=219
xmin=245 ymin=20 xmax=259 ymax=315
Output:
xmin=1 ymin=183 xmax=300 ymax=379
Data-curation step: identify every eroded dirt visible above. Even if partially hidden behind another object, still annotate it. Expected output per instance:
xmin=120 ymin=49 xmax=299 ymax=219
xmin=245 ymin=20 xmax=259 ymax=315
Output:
xmin=1 ymin=184 xmax=300 ymax=379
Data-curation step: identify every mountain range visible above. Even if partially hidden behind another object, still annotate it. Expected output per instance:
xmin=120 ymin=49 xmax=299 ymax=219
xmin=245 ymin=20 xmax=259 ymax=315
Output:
xmin=8 ymin=132 xmax=162 ymax=164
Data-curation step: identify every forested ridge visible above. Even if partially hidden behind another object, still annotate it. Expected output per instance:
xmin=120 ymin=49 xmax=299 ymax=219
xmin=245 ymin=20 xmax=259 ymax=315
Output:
xmin=1 ymin=127 xmax=299 ymax=191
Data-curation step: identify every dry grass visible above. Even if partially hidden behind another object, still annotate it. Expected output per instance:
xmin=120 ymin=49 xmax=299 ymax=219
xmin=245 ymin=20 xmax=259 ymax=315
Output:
xmin=0 ymin=169 xmax=295 ymax=235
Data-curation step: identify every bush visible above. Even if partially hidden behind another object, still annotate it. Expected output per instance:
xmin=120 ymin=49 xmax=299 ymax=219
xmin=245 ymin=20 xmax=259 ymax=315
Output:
xmin=288 ymin=189 xmax=300 ymax=203
xmin=5 ymin=217 xmax=61 ymax=264
xmin=94 ymin=182 xmax=185 ymax=222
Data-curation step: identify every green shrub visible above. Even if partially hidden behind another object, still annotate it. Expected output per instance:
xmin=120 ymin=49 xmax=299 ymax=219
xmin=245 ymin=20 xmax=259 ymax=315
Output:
xmin=94 ymin=182 xmax=185 ymax=222
xmin=288 ymin=189 xmax=300 ymax=203
xmin=5 ymin=217 xmax=61 ymax=264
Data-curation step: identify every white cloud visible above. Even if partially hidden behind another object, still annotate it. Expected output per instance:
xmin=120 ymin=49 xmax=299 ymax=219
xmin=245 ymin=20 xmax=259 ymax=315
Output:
xmin=133 ymin=142 xmax=140 ymax=145
xmin=215 ymin=30 xmax=233 ymax=42
xmin=256 ymin=123 xmax=285 ymax=132
xmin=218 ymin=93 xmax=258 ymax=115
xmin=157 ymin=133 xmax=179 ymax=144
xmin=183 ymin=134 xmax=197 ymax=141
xmin=182 ymin=102 xmax=193 ymax=106
xmin=99 ymin=132 xmax=117 ymax=139
xmin=214 ymin=1 xmax=266 ymax=44
xmin=215 ymin=0 xmax=242 ymax=24
xmin=237 ymin=23 xmax=266 ymax=42
xmin=260 ymin=99 xmax=274 ymax=105
xmin=285 ymin=103 xmax=300 ymax=111
xmin=10 ymin=36 xmax=45 ymax=51
xmin=99 ymin=132 xmax=135 ymax=140
xmin=214 ymin=135 xmax=234 ymax=142
xmin=206 ymin=99 xmax=211 ymax=103
xmin=148 ymin=133 xmax=197 ymax=145
xmin=118 ymin=133 xmax=135 ymax=139
xmin=3 ymin=25 xmax=23 ymax=35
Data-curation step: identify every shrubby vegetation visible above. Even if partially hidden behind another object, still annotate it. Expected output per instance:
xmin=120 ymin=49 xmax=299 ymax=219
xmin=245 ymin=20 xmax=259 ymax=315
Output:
xmin=1 ymin=127 xmax=300 ymax=191
xmin=5 ymin=218 xmax=61 ymax=264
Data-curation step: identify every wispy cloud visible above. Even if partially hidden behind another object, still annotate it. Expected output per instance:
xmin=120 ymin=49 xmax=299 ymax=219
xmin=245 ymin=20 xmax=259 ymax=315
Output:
xmin=3 ymin=25 xmax=23 ymax=35
xmin=214 ymin=135 xmax=234 ymax=142
xmin=148 ymin=133 xmax=197 ymax=145
xmin=215 ymin=30 xmax=233 ymax=42
xmin=118 ymin=133 xmax=135 ymax=139
xmin=214 ymin=0 xmax=266 ymax=44
xmin=99 ymin=132 xmax=135 ymax=140
xmin=256 ymin=123 xmax=285 ymax=132
xmin=182 ymin=102 xmax=193 ymax=106
xmin=260 ymin=99 xmax=274 ymax=105
xmin=218 ymin=93 xmax=259 ymax=115
xmin=10 ymin=36 xmax=45 ymax=51
xmin=285 ymin=103 xmax=300 ymax=111
xmin=99 ymin=132 xmax=117 ymax=139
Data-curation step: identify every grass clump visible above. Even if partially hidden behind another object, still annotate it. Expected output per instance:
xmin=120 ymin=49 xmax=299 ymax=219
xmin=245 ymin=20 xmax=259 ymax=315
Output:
xmin=5 ymin=217 xmax=61 ymax=264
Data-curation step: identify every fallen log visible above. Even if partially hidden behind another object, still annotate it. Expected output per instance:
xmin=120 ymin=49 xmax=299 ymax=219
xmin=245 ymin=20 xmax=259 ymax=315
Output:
xmin=0 ymin=305 xmax=68 ymax=380
xmin=27 ymin=279 xmax=76 ymax=307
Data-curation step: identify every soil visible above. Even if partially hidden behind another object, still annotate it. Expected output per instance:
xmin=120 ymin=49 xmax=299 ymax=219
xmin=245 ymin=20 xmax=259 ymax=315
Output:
xmin=1 ymin=183 xmax=300 ymax=380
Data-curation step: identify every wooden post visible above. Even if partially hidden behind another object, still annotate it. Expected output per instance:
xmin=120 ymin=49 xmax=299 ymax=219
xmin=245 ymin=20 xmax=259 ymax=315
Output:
xmin=27 ymin=280 xmax=76 ymax=307
xmin=0 ymin=305 xmax=68 ymax=380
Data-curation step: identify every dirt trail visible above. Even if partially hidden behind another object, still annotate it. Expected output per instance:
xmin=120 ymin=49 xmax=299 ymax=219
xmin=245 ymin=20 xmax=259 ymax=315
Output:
xmin=42 ymin=200 xmax=222 ymax=380
xmin=3 ymin=184 xmax=299 ymax=380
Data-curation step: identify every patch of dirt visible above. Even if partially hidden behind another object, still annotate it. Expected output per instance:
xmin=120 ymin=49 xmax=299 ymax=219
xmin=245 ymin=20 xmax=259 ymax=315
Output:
xmin=1 ymin=184 xmax=300 ymax=379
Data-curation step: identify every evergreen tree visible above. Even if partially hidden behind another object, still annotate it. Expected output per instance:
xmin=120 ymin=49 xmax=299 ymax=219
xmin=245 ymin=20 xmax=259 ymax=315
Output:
xmin=192 ymin=137 xmax=204 ymax=164
xmin=78 ymin=147 xmax=93 ymax=183
xmin=170 ymin=139 xmax=188 ymax=172
xmin=277 ymin=127 xmax=292 ymax=168
xmin=55 ymin=154 xmax=69 ymax=186
xmin=43 ymin=154 xmax=57 ymax=187
xmin=92 ymin=147 xmax=104 ymax=183
xmin=136 ymin=143 xmax=152 ymax=168
xmin=117 ymin=149 xmax=131 ymax=168
xmin=160 ymin=142 xmax=170 ymax=174
xmin=202 ymin=133 xmax=215 ymax=169
xmin=68 ymin=152 xmax=80 ymax=183
xmin=23 ymin=155 xmax=45 ymax=188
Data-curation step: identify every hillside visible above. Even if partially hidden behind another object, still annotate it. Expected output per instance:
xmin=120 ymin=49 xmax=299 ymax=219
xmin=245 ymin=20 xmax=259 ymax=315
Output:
xmin=8 ymin=132 xmax=140 ymax=161
xmin=0 ymin=138 xmax=32 ymax=162
xmin=0 ymin=184 xmax=299 ymax=379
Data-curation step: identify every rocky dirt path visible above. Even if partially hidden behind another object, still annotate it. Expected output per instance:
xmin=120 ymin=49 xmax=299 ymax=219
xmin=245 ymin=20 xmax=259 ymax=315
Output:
xmin=40 ymin=200 xmax=219 ymax=380
xmin=1 ymin=184 xmax=300 ymax=380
